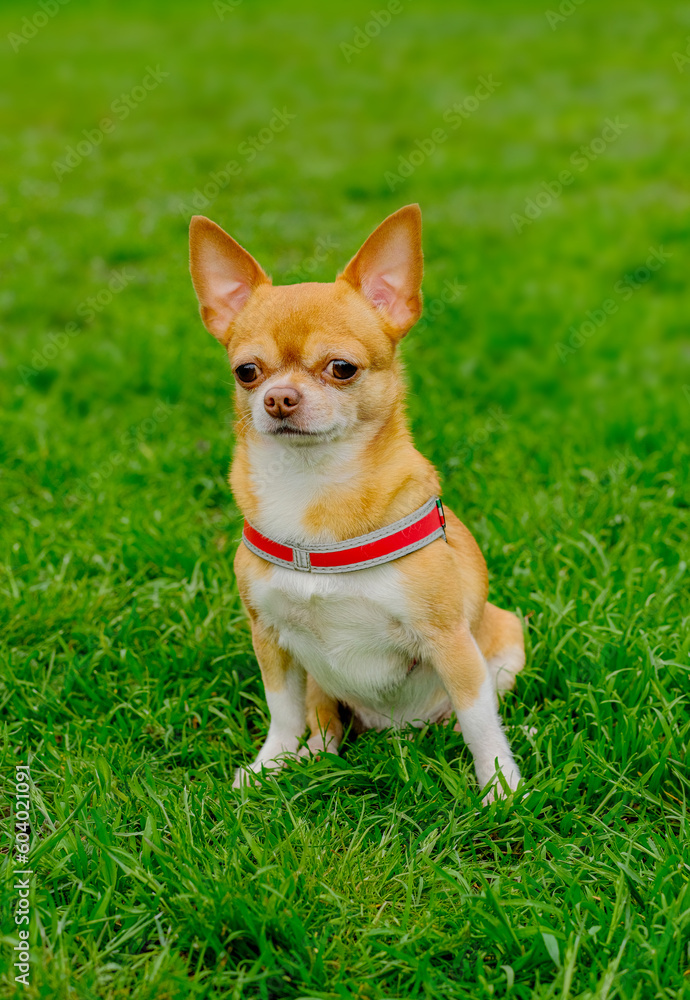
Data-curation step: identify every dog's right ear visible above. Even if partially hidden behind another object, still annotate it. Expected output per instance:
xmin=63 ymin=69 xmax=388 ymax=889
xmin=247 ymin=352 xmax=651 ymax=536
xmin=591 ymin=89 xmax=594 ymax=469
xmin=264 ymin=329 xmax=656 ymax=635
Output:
xmin=189 ymin=216 xmax=270 ymax=343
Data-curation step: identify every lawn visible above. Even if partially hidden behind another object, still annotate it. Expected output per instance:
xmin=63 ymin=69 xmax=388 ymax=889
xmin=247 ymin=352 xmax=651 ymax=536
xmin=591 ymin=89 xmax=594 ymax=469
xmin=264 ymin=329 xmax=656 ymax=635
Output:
xmin=0 ymin=0 xmax=689 ymax=997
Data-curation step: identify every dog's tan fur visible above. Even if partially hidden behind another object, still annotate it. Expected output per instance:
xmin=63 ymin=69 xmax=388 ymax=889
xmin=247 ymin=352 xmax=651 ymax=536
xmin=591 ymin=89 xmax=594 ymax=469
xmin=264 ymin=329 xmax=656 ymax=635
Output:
xmin=190 ymin=205 xmax=525 ymax=800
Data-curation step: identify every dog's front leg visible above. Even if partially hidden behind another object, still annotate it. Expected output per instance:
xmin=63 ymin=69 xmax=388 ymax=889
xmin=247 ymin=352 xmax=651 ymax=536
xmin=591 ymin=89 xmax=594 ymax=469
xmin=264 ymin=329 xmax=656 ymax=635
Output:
xmin=233 ymin=619 xmax=306 ymax=788
xmin=432 ymin=626 xmax=521 ymax=803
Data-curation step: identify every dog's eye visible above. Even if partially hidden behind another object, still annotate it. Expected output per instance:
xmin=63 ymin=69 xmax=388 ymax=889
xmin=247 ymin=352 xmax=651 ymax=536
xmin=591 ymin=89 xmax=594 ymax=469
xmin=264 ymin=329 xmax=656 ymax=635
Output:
xmin=330 ymin=360 xmax=358 ymax=381
xmin=235 ymin=363 xmax=260 ymax=384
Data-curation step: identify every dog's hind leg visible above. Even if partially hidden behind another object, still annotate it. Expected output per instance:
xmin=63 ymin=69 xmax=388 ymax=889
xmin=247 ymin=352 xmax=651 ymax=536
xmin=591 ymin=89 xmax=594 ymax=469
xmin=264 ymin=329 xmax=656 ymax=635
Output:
xmin=433 ymin=625 xmax=521 ymax=800
xmin=474 ymin=601 xmax=525 ymax=696
xmin=298 ymin=674 xmax=343 ymax=757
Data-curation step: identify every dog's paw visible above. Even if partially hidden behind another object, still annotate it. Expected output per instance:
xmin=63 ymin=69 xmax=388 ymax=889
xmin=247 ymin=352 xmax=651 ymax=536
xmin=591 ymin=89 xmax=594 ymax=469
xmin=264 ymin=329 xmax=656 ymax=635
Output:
xmin=482 ymin=784 xmax=502 ymax=807
xmin=480 ymin=767 xmax=521 ymax=806
xmin=232 ymin=766 xmax=255 ymax=790
xmin=296 ymin=734 xmax=340 ymax=760
xmin=233 ymin=747 xmax=303 ymax=787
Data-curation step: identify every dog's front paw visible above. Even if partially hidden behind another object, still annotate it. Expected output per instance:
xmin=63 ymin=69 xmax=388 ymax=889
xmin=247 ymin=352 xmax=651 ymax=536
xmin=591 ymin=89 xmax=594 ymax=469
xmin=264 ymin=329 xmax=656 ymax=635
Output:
xmin=232 ymin=745 xmax=303 ymax=787
xmin=480 ymin=764 xmax=521 ymax=806
xmin=232 ymin=766 xmax=256 ymax=790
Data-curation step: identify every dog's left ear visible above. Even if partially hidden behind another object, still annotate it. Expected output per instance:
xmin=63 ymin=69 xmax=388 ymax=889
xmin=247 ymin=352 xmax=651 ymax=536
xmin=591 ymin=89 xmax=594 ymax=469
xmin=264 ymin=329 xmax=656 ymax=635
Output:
xmin=338 ymin=204 xmax=423 ymax=339
xmin=189 ymin=215 xmax=270 ymax=343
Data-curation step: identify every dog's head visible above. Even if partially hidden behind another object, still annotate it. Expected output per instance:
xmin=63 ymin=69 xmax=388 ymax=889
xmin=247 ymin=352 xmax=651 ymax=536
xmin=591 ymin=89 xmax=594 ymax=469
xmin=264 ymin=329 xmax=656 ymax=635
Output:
xmin=189 ymin=205 xmax=423 ymax=444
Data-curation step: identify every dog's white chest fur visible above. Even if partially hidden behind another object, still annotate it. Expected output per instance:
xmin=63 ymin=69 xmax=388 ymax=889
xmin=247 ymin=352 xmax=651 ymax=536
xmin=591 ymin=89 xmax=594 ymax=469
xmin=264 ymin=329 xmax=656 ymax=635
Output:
xmin=248 ymin=564 xmax=448 ymax=727
xmin=245 ymin=437 xmax=449 ymax=727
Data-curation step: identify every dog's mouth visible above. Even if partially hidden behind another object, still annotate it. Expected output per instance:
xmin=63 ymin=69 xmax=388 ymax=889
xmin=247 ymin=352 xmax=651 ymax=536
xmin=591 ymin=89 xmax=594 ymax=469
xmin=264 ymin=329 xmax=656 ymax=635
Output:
xmin=271 ymin=426 xmax=320 ymax=437
xmin=263 ymin=421 xmax=343 ymax=443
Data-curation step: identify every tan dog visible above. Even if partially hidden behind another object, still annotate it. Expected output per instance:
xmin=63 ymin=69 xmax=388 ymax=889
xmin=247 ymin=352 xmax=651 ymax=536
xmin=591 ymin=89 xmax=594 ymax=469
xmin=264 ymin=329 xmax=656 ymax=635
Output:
xmin=189 ymin=205 xmax=525 ymax=801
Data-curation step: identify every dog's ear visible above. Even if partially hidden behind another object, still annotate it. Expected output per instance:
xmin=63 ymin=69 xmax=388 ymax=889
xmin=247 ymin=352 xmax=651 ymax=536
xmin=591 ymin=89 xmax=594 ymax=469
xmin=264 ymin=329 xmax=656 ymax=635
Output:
xmin=337 ymin=204 xmax=423 ymax=339
xmin=189 ymin=216 xmax=270 ymax=343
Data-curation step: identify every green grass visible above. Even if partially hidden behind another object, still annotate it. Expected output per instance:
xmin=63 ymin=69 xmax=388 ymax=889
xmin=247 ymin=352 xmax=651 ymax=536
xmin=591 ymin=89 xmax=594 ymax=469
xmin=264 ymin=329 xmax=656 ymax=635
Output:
xmin=1 ymin=0 xmax=689 ymax=996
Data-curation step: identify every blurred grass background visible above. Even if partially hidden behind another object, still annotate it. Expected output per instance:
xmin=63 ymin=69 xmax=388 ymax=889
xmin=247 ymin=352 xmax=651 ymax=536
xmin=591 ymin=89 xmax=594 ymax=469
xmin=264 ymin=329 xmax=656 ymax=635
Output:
xmin=0 ymin=0 xmax=689 ymax=997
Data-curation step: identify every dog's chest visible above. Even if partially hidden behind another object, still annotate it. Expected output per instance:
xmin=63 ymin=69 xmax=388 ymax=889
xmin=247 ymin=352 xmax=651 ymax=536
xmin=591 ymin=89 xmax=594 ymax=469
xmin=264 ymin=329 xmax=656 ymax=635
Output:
xmin=247 ymin=563 xmax=435 ymax=714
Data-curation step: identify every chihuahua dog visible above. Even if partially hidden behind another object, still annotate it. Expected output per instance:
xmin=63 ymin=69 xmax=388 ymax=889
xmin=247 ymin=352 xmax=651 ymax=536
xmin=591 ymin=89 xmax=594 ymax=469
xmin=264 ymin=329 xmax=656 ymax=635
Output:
xmin=189 ymin=205 xmax=525 ymax=801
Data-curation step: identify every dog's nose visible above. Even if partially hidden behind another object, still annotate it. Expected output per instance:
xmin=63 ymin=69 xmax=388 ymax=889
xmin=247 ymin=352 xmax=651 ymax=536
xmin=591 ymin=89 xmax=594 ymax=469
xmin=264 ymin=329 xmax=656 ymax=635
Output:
xmin=264 ymin=385 xmax=302 ymax=419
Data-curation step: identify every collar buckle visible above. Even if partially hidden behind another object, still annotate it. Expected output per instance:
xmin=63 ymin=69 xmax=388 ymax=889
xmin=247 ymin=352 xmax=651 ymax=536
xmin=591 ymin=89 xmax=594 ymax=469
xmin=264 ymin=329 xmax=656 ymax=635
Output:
xmin=435 ymin=497 xmax=447 ymax=540
xmin=292 ymin=547 xmax=312 ymax=572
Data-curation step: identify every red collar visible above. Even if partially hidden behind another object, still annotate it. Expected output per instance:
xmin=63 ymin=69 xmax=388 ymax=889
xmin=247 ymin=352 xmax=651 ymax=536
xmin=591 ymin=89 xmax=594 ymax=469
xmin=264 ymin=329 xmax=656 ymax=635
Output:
xmin=242 ymin=497 xmax=446 ymax=574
